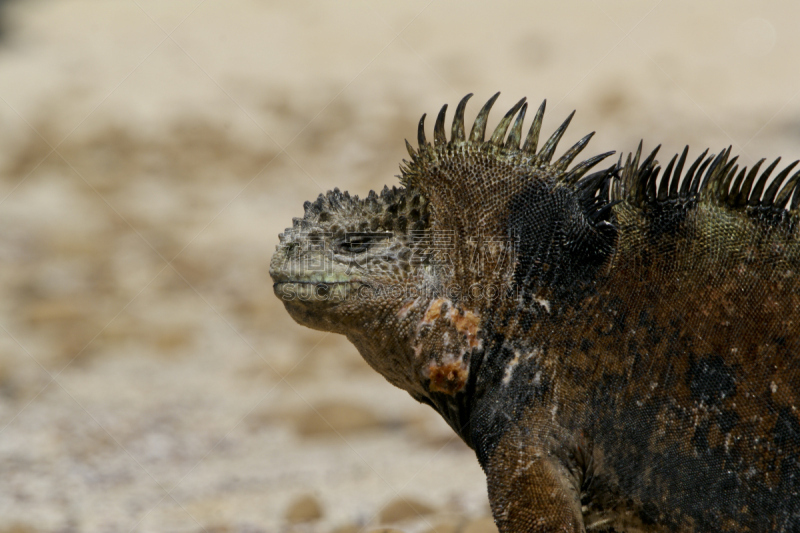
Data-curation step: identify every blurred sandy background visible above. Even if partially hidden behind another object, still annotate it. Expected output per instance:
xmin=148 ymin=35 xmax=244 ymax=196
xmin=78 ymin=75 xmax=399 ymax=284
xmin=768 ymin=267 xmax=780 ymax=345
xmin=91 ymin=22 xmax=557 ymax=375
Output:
xmin=0 ymin=1 xmax=798 ymax=532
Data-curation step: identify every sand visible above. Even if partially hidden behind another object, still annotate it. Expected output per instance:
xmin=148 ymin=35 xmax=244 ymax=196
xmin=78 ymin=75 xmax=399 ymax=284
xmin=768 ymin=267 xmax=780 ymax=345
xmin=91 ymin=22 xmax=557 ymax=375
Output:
xmin=0 ymin=1 xmax=798 ymax=531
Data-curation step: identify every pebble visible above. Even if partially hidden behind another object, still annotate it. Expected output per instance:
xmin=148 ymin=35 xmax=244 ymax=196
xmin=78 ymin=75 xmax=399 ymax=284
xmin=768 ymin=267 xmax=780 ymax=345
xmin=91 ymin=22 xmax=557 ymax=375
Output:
xmin=462 ymin=516 xmax=498 ymax=533
xmin=284 ymin=493 xmax=324 ymax=524
xmin=295 ymin=401 xmax=383 ymax=437
xmin=421 ymin=519 xmax=460 ymax=533
xmin=330 ymin=525 xmax=361 ymax=533
xmin=379 ymin=496 xmax=435 ymax=524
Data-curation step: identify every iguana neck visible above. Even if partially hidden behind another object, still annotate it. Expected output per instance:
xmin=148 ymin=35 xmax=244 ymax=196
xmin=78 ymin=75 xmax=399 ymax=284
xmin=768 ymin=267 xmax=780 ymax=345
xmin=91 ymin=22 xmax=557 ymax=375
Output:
xmin=346 ymin=293 xmax=487 ymax=446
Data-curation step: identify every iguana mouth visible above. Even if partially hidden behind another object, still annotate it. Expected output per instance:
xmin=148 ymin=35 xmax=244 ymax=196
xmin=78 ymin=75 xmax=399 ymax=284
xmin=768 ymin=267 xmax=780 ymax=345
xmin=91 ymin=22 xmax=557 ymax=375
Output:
xmin=272 ymin=279 xmax=375 ymax=304
xmin=272 ymin=280 xmax=354 ymax=285
xmin=274 ymin=279 xmax=350 ymax=293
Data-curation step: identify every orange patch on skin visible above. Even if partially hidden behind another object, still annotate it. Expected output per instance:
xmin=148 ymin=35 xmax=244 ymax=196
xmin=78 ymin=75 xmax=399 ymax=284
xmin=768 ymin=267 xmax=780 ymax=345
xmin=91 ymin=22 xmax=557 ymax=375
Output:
xmin=423 ymin=298 xmax=446 ymax=323
xmin=427 ymin=360 xmax=468 ymax=395
xmin=449 ymin=308 xmax=481 ymax=348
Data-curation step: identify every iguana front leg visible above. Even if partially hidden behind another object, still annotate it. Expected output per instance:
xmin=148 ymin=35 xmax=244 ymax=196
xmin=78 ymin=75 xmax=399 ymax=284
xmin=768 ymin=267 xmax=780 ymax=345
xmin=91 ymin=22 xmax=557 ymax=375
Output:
xmin=480 ymin=427 xmax=587 ymax=533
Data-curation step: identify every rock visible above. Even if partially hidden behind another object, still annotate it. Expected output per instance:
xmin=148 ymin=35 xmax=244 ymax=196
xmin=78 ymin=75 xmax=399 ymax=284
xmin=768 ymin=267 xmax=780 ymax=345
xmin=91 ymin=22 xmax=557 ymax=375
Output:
xmin=421 ymin=519 xmax=460 ymax=533
xmin=284 ymin=493 xmax=323 ymax=524
xmin=295 ymin=401 xmax=383 ymax=437
xmin=0 ymin=525 xmax=39 ymax=533
xmin=330 ymin=525 xmax=361 ymax=533
xmin=378 ymin=496 xmax=435 ymax=524
xmin=462 ymin=516 xmax=498 ymax=533
xmin=368 ymin=530 xmax=405 ymax=533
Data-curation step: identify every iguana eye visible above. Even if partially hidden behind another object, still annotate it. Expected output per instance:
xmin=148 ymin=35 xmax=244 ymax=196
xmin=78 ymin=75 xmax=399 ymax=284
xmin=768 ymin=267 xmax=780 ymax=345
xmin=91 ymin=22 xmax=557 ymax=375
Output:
xmin=337 ymin=233 xmax=390 ymax=254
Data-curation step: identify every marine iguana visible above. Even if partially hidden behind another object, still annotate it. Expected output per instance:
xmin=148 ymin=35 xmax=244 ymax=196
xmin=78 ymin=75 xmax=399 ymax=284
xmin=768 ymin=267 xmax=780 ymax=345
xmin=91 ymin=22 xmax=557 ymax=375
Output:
xmin=269 ymin=93 xmax=800 ymax=532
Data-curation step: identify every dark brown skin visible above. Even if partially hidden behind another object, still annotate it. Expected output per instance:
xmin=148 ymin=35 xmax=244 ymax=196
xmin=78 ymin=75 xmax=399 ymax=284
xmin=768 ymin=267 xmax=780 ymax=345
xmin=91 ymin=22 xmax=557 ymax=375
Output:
xmin=271 ymin=93 xmax=800 ymax=532
xmin=476 ymin=201 xmax=800 ymax=532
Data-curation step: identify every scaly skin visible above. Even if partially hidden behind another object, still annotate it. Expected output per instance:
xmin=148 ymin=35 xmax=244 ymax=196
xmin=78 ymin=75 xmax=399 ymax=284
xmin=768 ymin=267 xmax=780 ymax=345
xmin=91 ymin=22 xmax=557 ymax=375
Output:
xmin=270 ymin=93 xmax=800 ymax=532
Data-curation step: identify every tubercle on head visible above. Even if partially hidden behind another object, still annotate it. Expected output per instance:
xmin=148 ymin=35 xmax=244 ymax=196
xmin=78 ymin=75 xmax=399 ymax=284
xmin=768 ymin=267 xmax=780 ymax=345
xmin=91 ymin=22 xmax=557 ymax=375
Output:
xmin=272 ymin=183 xmax=434 ymax=277
xmin=289 ymin=185 xmax=430 ymax=237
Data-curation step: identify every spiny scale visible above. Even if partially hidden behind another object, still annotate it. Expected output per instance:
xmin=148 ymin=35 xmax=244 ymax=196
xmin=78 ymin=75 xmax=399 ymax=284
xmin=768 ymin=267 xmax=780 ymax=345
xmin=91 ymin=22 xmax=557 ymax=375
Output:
xmin=622 ymin=142 xmax=800 ymax=217
xmin=556 ymin=132 xmax=595 ymax=172
xmin=469 ymin=92 xmax=500 ymax=143
xmin=434 ymin=104 xmax=448 ymax=147
xmin=538 ymin=111 xmax=575 ymax=164
xmin=562 ymin=152 xmax=616 ymax=186
xmin=736 ymin=158 xmax=766 ymax=206
xmin=505 ymin=102 xmax=527 ymax=150
xmin=523 ymin=100 xmax=546 ymax=154
xmin=490 ymin=97 xmax=526 ymax=146
xmin=411 ymin=92 xmax=612 ymax=179
xmin=451 ymin=93 xmax=472 ymax=142
xmin=411 ymin=93 xmax=800 ymax=230
xmin=749 ymin=158 xmax=782 ymax=206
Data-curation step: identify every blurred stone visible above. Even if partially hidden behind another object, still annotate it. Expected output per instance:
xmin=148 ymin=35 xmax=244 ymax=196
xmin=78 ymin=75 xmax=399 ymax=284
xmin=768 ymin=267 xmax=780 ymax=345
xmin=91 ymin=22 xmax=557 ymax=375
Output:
xmin=462 ymin=516 xmax=498 ymax=533
xmin=593 ymin=87 xmax=631 ymax=118
xmin=295 ymin=401 xmax=383 ymax=437
xmin=330 ymin=525 xmax=362 ymax=533
xmin=421 ymin=520 xmax=460 ymax=533
xmin=0 ymin=525 xmax=38 ymax=533
xmin=0 ymin=357 xmax=15 ymax=398
xmin=274 ymin=347 xmax=323 ymax=381
xmin=285 ymin=494 xmax=323 ymax=524
xmin=23 ymin=299 xmax=83 ymax=324
xmin=368 ymin=530 xmax=405 ymax=533
xmin=199 ymin=526 xmax=231 ymax=533
xmin=154 ymin=327 xmax=193 ymax=352
xmin=409 ymin=415 xmax=472 ymax=452
xmin=379 ymin=496 xmax=435 ymax=524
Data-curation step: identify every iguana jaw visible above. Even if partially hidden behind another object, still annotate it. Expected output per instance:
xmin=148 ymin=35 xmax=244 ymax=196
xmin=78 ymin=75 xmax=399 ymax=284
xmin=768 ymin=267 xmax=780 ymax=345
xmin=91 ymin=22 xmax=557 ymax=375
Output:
xmin=271 ymin=262 xmax=435 ymax=397
xmin=269 ymin=255 xmax=375 ymax=331
xmin=272 ymin=282 xmax=348 ymax=332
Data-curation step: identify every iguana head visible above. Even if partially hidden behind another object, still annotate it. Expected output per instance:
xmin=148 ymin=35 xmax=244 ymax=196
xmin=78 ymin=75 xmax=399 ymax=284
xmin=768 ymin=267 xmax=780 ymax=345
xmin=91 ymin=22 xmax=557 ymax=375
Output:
xmin=270 ymin=93 xmax=619 ymax=428
xmin=270 ymin=183 xmax=441 ymax=394
xmin=270 ymin=184 xmax=432 ymax=333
